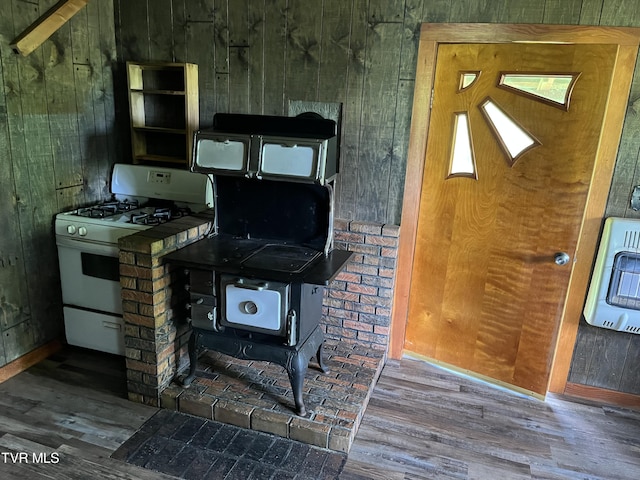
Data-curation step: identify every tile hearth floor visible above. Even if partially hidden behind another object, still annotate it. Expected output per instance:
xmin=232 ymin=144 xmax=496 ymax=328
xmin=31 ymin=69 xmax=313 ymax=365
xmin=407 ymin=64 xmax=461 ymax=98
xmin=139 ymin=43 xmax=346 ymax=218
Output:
xmin=161 ymin=339 xmax=386 ymax=453
xmin=112 ymin=409 xmax=348 ymax=479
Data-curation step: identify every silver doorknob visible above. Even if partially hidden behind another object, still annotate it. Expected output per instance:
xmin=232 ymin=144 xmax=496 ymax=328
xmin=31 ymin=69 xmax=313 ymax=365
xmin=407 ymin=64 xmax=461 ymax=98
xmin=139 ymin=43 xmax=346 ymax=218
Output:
xmin=554 ymin=252 xmax=570 ymax=266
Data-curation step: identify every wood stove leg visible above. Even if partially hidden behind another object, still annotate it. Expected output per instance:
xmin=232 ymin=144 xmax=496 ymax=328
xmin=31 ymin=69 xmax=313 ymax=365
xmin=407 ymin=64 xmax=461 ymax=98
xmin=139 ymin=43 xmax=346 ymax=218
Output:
xmin=287 ymin=352 xmax=309 ymax=416
xmin=181 ymin=331 xmax=198 ymax=387
xmin=316 ymin=343 xmax=329 ymax=374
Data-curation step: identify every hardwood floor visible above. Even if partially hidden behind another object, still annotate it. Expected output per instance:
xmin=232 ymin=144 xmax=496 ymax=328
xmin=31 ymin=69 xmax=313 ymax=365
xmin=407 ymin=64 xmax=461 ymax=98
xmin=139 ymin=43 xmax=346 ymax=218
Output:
xmin=0 ymin=347 xmax=638 ymax=479
xmin=342 ymin=359 xmax=640 ymax=479
xmin=0 ymin=348 xmax=172 ymax=479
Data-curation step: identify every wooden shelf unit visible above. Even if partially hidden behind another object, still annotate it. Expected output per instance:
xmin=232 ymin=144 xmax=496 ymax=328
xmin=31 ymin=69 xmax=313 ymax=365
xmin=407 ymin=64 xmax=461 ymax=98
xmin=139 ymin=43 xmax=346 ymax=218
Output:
xmin=126 ymin=62 xmax=199 ymax=168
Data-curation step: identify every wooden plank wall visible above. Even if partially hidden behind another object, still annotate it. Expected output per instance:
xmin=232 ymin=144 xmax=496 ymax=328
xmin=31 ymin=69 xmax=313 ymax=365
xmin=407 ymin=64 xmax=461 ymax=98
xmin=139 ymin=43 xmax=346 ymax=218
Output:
xmin=112 ymin=0 xmax=640 ymax=396
xmin=1 ymin=0 xmax=639 ymax=394
xmin=571 ymin=0 xmax=640 ymax=394
xmin=0 ymin=0 xmax=117 ymax=368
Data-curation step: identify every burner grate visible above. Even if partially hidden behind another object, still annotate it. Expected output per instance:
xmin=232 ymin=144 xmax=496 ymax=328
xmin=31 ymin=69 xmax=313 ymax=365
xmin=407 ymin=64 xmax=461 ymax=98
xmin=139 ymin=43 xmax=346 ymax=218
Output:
xmin=76 ymin=199 xmax=141 ymax=218
xmin=129 ymin=205 xmax=193 ymax=225
xmin=70 ymin=200 xmax=193 ymax=225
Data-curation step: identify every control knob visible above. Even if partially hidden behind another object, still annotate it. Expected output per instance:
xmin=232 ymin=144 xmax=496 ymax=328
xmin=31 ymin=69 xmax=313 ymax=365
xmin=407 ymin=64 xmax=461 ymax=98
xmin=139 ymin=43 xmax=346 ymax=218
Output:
xmin=77 ymin=226 xmax=87 ymax=237
xmin=66 ymin=225 xmax=77 ymax=235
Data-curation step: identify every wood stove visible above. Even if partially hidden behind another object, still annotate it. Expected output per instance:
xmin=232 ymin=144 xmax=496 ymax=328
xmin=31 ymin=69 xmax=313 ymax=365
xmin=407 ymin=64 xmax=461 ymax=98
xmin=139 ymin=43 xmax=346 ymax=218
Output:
xmin=164 ymin=113 xmax=352 ymax=415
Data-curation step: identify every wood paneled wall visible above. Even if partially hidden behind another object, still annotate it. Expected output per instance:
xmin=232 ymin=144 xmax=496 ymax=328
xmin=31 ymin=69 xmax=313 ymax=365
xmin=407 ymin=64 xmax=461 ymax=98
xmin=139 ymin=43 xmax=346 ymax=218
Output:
xmin=113 ymin=0 xmax=640 ymax=396
xmin=1 ymin=0 xmax=639 ymax=396
xmin=113 ymin=0 xmax=411 ymax=225
xmin=0 ymin=0 xmax=116 ymax=366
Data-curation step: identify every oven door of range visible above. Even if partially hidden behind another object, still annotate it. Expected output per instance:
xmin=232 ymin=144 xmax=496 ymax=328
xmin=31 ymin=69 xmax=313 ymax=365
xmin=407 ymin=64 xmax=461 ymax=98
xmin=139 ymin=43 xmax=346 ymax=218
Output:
xmin=219 ymin=275 xmax=290 ymax=337
xmin=56 ymin=236 xmax=125 ymax=355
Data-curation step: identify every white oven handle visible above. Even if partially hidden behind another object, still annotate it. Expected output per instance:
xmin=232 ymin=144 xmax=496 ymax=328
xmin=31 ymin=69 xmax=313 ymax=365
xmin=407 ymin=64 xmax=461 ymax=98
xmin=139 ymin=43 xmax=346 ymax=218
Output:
xmin=56 ymin=236 xmax=119 ymax=257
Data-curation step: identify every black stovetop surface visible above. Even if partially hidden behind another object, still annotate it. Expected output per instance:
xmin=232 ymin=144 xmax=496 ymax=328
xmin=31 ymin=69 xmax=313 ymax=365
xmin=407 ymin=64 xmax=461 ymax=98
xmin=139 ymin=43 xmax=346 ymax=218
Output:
xmin=240 ymin=243 xmax=322 ymax=273
xmin=163 ymin=234 xmax=352 ymax=285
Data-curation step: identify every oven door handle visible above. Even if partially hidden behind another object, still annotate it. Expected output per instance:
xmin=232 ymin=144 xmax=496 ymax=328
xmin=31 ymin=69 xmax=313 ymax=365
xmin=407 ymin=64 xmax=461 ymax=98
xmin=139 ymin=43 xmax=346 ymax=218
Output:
xmin=56 ymin=236 xmax=119 ymax=257
xmin=233 ymin=279 xmax=267 ymax=291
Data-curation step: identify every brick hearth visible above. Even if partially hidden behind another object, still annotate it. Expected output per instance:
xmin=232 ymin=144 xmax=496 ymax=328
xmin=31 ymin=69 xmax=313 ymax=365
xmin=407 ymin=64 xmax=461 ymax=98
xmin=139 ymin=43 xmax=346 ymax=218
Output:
xmin=162 ymin=339 xmax=385 ymax=452
xmin=118 ymin=214 xmax=399 ymax=453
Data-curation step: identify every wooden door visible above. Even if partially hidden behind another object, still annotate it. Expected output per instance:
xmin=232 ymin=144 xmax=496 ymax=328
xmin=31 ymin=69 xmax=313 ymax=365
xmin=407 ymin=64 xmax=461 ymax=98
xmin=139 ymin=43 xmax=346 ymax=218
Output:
xmin=403 ymin=40 xmax=620 ymax=396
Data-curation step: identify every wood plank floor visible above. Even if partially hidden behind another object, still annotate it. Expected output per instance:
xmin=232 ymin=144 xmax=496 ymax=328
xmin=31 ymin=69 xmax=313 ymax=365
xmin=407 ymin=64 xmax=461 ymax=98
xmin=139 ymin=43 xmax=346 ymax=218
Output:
xmin=0 ymin=348 xmax=173 ymax=479
xmin=0 ymin=347 xmax=638 ymax=479
xmin=342 ymin=359 xmax=640 ymax=479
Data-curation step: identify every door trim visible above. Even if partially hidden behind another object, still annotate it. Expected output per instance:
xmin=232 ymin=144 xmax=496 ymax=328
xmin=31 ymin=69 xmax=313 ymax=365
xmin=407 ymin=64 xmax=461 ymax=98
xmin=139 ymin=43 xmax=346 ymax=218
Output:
xmin=390 ymin=23 xmax=640 ymax=395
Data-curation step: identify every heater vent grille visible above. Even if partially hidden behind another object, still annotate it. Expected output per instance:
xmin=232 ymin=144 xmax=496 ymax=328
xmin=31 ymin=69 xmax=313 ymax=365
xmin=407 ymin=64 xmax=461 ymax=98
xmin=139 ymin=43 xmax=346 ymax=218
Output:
xmin=584 ymin=218 xmax=640 ymax=335
xmin=623 ymin=230 xmax=640 ymax=249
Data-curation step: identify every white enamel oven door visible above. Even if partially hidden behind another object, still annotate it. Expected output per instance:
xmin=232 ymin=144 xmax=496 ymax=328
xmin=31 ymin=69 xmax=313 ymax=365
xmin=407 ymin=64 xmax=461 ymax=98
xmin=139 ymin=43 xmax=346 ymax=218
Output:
xmin=56 ymin=236 xmax=125 ymax=355
xmin=220 ymin=275 xmax=289 ymax=336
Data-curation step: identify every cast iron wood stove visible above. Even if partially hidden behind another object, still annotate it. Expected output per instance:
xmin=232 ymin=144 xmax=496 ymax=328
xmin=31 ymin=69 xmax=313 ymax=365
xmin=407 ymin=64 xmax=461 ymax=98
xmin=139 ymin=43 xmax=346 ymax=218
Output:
xmin=165 ymin=113 xmax=352 ymax=415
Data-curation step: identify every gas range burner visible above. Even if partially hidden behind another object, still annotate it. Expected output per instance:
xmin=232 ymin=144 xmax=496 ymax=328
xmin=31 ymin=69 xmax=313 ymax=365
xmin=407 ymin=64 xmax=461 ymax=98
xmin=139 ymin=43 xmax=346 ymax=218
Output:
xmin=109 ymin=199 xmax=140 ymax=212
xmin=130 ymin=206 xmax=192 ymax=225
xmin=76 ymin=199 xmax=140 ymax=218
xmin=131 ymin=213 xmax=162 ymax=225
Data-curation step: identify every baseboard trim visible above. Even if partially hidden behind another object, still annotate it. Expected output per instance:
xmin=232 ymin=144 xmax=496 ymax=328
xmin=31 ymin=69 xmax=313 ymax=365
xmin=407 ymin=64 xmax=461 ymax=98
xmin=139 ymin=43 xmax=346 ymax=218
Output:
xmin=563 ymin=382 xmax=640 ymax=410
xmin=0 ymin=340 xmax=64 ymax=383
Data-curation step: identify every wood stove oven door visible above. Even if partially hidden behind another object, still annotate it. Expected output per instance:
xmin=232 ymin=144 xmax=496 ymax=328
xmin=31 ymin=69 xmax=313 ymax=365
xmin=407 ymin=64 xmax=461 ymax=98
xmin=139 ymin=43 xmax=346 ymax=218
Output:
xmin=219 ymin=275 xmax=291 ymax=339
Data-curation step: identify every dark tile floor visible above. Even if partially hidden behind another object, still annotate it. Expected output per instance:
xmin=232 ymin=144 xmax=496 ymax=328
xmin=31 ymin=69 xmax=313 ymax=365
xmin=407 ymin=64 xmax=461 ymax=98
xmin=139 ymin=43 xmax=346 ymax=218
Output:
xmin=112 ymin=409 xmax=347 ymax=480
xmin=161 ymin=339 xmax=386 ymax=453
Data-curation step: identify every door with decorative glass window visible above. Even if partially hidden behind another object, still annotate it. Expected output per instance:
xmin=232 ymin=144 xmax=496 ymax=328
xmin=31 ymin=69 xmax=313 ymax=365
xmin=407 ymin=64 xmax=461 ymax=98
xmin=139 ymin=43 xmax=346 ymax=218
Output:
xmin=404 ymin=41 xmax=619 ymax=396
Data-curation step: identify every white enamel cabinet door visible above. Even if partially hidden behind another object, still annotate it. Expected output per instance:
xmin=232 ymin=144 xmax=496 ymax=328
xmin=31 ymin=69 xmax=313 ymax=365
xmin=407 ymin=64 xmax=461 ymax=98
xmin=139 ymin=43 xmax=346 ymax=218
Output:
xmin=260 ymin=141 xmax=319 ymax=179
xmin=194 ymin=134 xmax=249 ymax=173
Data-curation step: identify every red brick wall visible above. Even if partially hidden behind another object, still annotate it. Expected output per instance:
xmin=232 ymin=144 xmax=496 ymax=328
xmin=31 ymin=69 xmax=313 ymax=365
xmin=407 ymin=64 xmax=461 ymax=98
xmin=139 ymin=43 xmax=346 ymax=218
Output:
xmin=118 ymin=211 xmax=215 ymax=406
xmin=119 ymin=213 xmax=399 ymax=406
xmin=324 ymin=220 xmax=399 ymax=350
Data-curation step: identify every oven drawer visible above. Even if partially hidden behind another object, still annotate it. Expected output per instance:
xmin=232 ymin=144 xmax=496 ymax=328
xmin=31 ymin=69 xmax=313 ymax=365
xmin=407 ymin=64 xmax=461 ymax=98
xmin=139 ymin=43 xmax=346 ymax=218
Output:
xmin=63 ymin=306 xmax=125 ymax=355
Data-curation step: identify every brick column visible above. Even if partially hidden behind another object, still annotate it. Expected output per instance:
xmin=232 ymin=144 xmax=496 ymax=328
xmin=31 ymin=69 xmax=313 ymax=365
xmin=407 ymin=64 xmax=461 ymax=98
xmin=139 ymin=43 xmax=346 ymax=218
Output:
xmin=324 ymin=219 xmax=400 ymax=351
xmin=118 ymin=210 xmax=215 ymax=406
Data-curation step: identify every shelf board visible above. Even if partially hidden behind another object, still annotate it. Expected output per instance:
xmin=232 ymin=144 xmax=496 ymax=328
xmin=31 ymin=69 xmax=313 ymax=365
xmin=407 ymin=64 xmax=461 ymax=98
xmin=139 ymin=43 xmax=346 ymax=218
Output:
xmin=132 ymin=125 xmax=186 ymax=134
xmin=135 ymin=64 xmax=186 ymax=71
xmin=129 ymin=89 xmax=186 ymax=96
xmin=133 ymin=154 xmax=188 ymax=164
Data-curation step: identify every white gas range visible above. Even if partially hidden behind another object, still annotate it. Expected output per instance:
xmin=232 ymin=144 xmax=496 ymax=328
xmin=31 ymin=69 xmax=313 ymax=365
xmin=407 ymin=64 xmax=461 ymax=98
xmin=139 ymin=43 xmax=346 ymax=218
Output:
xmin=55 ymin=164 xmax=213 ymax=355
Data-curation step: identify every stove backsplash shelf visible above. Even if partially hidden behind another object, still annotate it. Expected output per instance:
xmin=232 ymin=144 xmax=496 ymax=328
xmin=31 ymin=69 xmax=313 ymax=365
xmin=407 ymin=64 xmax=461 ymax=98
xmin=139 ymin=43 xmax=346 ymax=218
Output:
xmin=214 ymin=175 xmax=334 ymax=255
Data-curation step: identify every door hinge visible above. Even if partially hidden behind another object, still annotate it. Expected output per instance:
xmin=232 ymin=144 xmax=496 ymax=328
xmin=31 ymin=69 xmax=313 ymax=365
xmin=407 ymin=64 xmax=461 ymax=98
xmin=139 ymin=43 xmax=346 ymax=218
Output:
xmin=430 ymin=89 xmax=434 ymax=109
